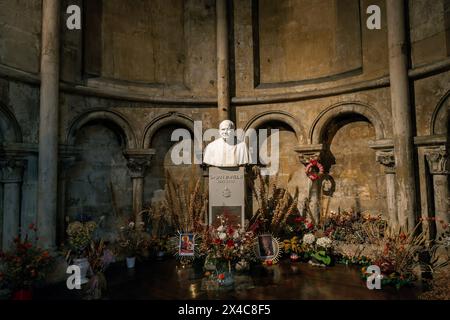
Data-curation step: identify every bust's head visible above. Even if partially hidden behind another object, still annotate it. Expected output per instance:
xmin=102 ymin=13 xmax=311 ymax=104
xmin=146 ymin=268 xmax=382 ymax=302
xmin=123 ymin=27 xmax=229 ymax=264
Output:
xmin=219 ymin=120 xmax=235 ymax=142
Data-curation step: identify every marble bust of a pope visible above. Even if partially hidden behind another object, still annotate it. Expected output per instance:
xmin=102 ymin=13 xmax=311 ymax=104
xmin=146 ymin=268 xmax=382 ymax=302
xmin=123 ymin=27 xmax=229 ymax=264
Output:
xmin=203 ymin=120 xmax=249 ymax=167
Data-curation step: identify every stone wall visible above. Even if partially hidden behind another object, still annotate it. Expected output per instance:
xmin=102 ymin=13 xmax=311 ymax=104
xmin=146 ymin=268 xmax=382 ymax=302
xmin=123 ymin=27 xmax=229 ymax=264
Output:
xmin=0 ymin=0 xmax=448 ymax=248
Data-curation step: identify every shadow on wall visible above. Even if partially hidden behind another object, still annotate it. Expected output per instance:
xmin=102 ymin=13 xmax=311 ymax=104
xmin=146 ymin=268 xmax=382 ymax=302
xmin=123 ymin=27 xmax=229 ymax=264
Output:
xmin=321 ymin=116 xmax=387 ymax=216
xmin=66 ymin=121 xmax=132 ymax=242
xmin=144 ymin=125 xmax=202 ymax=209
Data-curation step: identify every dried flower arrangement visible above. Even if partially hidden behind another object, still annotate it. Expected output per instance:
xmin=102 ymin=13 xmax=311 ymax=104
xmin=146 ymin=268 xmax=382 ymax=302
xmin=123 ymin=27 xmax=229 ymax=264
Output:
xmin=84 ymin=239 xmax=115 ymax=300
xmin=117 ymin=220 xmax=149 ymax=258
xmin=65 ymin=220 xmax=98 ymax=260
xmin=359 ymin=222 xmax=450 ymax=289
xmin=249 ymin=167 xmax=299 ymax=237
xmin=159 ymin=170 xmax=208 ymax=234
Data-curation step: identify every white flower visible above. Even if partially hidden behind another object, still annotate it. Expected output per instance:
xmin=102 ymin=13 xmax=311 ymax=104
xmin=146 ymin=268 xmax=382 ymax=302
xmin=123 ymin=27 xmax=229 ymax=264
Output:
xmin=129 ymin=222 xmax=135 ymax=228
xmin=303 ymin=233 xmax=316 ymax=245
xmin=316 ymin=237 xmax=333 ymax=249
xmin=233 ymin=231 xmax=240 ymax=239
xmin=219 ymin=232 xmax=227 ymax=240
xmin=217 ymin=225 xmax=225 ymax=232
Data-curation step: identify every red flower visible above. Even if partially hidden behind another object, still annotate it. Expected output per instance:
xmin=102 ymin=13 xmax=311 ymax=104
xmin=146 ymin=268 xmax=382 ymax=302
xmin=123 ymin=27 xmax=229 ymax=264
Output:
xmin=307 ymin=223 xmax=313 ymax=230
xmin=217 ymin=273 xmax=225 ymax=280
xmin=226 ymin=240 xmax=234 ymax=248
xmin=227 ymin=227 xmax=234 ymax=235
xmin=214 ymin=239 xmax=221 ymax=245
xmin=294 ymin=217 xmax=305 ymax=223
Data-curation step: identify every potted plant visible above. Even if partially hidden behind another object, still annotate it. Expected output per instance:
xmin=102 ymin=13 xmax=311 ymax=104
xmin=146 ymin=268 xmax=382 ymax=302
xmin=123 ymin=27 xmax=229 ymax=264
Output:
xmin=65 ymin=220 xmax=97 ymax=284
xmin=310 ymin=236 xmax=334 ymax=267
xmin=118 ymin=221 xmax=148 ymax=268
xmin=0 ymin=224 xmax=54 ymax=300
xmin=283 ymin=236 xmax=302 ymax=262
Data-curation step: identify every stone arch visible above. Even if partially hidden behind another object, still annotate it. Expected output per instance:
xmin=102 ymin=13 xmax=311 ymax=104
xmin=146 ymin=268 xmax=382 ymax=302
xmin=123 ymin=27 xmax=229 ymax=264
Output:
xmin=142 ymin=112 xmax=194 ymax=148
xmin=430 ymin=90 xmax=450 ymax=135
xmin=243 ymin=110 xmax=304 ymax=143
xmin=0 ymin=103 xmax=22 ymax=143
xmin=310 ymin=102 xmax=386 ymax=144
xmin=66 ymin=110 xmax=137 ymax=149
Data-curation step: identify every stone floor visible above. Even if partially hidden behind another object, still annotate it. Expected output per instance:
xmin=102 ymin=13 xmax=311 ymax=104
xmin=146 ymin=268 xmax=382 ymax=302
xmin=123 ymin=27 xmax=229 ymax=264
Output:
xmin=34 ymin=258 xmax=421 ymax=300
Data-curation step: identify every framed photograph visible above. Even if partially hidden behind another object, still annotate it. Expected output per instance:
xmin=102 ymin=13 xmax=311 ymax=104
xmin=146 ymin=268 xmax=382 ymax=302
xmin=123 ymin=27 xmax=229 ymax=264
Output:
xmin=257 ymin=234 xmax=276 ymax=259
xmin=179 ymin=233 xmax=195 ymax=256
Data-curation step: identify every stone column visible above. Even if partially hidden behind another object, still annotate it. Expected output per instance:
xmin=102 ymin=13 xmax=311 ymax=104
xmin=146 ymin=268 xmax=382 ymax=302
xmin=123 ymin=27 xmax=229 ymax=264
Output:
xmin=124 ymin=150 xmax=155 ymax=223
xmin=1 ymin=159 xmax=25 ymax=251
xmin=375 ymin=149 xmax=398 ymax=229
xmin=216 ymin=0 xmax=230 ymax=122
xmin=424 ymin=146 xmax=449 ymax=236
xmin=57 ymin=147 xmax=79 ymax=245
xmin=37 ymin=0 xmax=61 ymax=249
xmin=295 ymin=146 xmax=324 ymax=224
xmin=20 ymin=154 xmax=38 ymax=241
xmin=387 ymin=0 xmax=418 ymax=231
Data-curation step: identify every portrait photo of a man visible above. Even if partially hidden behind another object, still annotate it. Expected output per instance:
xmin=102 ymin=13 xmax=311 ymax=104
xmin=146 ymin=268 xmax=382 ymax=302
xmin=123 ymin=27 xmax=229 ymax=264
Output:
xmin=258 ymin=234 xmax=275 ymax=259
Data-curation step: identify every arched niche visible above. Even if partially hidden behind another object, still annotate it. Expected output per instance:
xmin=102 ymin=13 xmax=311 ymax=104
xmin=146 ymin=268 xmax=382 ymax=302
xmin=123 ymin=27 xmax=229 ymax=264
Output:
xmin=65 ymin=111 xmax=135 ymax=241
xmin=317 ymin=109 xmax=387 ymax=216
xmin=310 ymin=102 xmax=386 ymax=145
xmin=431 ymin=90 xmax=450 ymax=136
xmin=143 ymin=113 xmax=201 ymax=209
xmin=67 ymin=110 xmax=137 ymax=149
xmin=0 ymin=103 xmax=22 ymax=143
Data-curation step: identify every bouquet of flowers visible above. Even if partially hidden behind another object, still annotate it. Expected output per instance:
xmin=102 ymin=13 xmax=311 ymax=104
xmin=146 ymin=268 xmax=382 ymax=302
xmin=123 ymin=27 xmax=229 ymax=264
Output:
xmin=117 ymin=220 xmax=149 ymax=258
xmin=301 ymin=233 xmax=334 ymax=266
xmin=283 ymin=236 xmax=301 ymax=255
xmin=0 ymin=224 xmax=54 ymax=296
xmin=201 ymin=216 xmax=256 ymax=273
xmin=66 ymin=220 xmax=97 ymax=260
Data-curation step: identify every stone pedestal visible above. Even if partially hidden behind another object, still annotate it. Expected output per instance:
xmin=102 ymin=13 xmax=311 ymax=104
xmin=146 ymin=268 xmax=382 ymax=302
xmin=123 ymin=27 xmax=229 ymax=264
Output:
xmin=208 ymin=167 xmax=245 ymax=228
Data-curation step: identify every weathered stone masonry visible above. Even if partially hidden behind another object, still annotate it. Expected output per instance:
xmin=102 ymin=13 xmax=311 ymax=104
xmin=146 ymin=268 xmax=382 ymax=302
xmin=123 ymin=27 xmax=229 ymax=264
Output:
xmin=0 ymin=0 xmax=448 ymax=250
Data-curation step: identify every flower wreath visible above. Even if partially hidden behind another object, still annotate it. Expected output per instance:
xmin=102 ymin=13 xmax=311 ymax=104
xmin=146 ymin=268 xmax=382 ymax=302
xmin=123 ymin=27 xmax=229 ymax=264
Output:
xmin=305 ymin=160 xmax=324 ymax=181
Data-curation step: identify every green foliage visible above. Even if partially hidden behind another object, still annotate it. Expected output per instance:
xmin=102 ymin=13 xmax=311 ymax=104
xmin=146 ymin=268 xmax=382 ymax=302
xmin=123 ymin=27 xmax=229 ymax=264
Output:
xmin=311 ymin=250 xmax=332 ymax=266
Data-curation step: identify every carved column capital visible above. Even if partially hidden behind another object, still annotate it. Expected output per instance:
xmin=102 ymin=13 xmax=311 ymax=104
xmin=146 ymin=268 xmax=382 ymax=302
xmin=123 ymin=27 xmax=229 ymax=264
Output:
xmin=294 ymin=144 xmax=324 ymax=167
xmin=0 ymin=157 xmax=26 ymax=183
xmin=123 ymin=149 xmax=155 ymax=179
xmin=424 ymin=145 xmax=449 ymax=175
xmin=58 ymin=145 xmax=81 ymax=176
xmin=375 ymin=149 xmax=396 ymax=174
